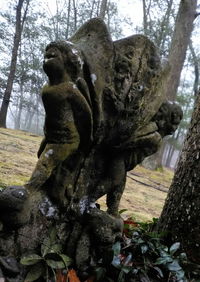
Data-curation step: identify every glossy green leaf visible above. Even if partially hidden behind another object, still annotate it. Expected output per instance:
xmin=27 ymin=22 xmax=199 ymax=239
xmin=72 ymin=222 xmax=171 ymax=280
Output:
xmin=132 ymin=268 xmax=139 ymax=275
xmin=153 ymin=266 xmax=164 ymax=278
xmin=112 ymin=241 xmax=121 ymax=256
xmin=176 ymin=269 xmax=185 ymax=280
xmin=58 ymin=254 xmax=72 ymax=268
xmin=123 ymin=253 xmax=132 ymax=266
xmin=169 ymin=242 xmax=180 ymax=255
xmin=20 ymin=254 xmax=43 ymax=265
xmin=179 ymin=252 xmax=187 ymax=261
xmin=50 ymin=243 xmax=62 ymax=253
xmin=25 ymin=262 xmax=44 ymax=281
xmin=141 ymin=244 xmax=148 ymax=254
xmin=159 ymin=249 xmax=169 ymax=257
xmin=135 ymin=238 xmax=145 ymax=244
xmin=118 ymin=270 xmax=125 ymax=282
xmin=167 ymin=260 xmax=182 ymax=272
xmin=41 ymin=228 xmax=57 ymax=257
xmin=112 ymin=256 xmax=121 ymax=269
xmin=46 ymin=259 xmax=65 ymax=269
xmin=121 ymin=265 xmax=132 ymax=274
xmin=155 ymin=256 xmax=173 ymax=265
xmin=95 ymin=267 xmax=106 ymax=281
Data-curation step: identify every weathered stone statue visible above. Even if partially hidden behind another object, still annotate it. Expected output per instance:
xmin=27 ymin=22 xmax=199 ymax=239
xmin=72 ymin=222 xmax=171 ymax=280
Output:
xmin=0 ymin=18 xmax=182 ymax=280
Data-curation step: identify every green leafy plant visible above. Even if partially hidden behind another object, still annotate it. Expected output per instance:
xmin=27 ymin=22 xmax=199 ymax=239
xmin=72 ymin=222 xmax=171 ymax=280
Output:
xmin=20 ymin=228 xmax=72 ymax=281
xmin=93 ymin=218 xmax=200 ymax=282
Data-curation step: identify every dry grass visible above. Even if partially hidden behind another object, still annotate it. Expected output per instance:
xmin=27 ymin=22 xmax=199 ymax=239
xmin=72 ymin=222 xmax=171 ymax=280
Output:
xmin=0 ymin=128 xmax=174 ymax=221
xmin=0 ymin=128 xmax=42 ymax=186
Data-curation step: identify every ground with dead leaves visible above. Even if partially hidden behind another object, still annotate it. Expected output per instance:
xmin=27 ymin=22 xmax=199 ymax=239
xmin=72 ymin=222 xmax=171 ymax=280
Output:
xmin=0 ymin=128 xmax=174 ymax=221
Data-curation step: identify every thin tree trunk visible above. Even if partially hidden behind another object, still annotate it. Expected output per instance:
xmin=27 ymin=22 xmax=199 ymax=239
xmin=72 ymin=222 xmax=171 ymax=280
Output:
xmin=158 ymin=0 xmax=173 ymax=51
xmin=189 ymin=40 xmax=199 ymax=97
xmin=165 ymin=125 xmax=182 ymax=167
xmin=66 ymin=0 xmax=71 ymax=38
xmin=0 ymin=0 xmax=29 ymax=128
xmin=26 ymin=110 xmax=35 ymax=131
xmin=142 ymin=0 xmax=148 ymax=35
xmin=164 ymin=0 xmax=197 ymax=101
xmin=15 ymin=87 xmax=24 ymax=130
xmin=99 ymin=0 xmax=108 ymax=19
xmin=165 ymin=144 xmax=175 ymax=167
xmin=89 ymin=0 xmax=96 ymax=19
xmin=72 ymin=0 xmax=77 ymax=32
xmin=55 ymin=0 xmax=59 ymax=40
xmin=96 ymin=0 xmax=101 ymax=17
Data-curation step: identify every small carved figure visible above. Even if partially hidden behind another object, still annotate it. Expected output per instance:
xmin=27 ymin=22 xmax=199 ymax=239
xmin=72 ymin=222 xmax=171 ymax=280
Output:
xmin=84 ymin=101 xmax=183 ymax=216
xmin=26 ymin=41 xmax=93 ymax=204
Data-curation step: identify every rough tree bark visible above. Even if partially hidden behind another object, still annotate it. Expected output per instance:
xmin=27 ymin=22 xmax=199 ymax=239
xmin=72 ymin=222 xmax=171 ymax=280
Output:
xmin=157 ymin=91 xmax=200 ymax=263
xmin=0 ymin=0 xmax=30 ymax=128
xmin=0 ymin=18 xmax=182 ymax=281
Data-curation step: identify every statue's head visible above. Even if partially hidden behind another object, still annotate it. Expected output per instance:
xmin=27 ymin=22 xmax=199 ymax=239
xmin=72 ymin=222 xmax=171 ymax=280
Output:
xmin=153 ymin=101 xmax=183 ymax=137
xmin=43 ymin=41 xmax=84 ymax=84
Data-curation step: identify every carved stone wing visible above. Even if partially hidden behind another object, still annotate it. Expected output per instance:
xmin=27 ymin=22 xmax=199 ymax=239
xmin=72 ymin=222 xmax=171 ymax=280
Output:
xmin=103 ymin=35 xmax=165 ymax=147
xmin=114 ymin=35 xmax=164 ymax=131
xmin=70 ymin=18 xmax=114 ymax=140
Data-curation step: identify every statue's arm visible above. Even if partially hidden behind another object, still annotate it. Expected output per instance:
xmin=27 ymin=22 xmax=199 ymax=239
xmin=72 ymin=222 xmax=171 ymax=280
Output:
xmin=68 ymin=83 xmax=93 ymax=147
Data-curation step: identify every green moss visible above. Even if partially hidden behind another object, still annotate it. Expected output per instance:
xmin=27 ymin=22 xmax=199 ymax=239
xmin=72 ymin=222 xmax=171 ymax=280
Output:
xmin=156 ymin=166 xmax=164 ymax=173
xmin=0 ymin=182 xmax=6 ymax=189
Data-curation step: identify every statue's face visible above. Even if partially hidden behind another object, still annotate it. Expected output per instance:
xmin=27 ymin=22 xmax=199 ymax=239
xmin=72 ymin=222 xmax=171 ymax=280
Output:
xmin=43 ymin=46 xmax=65 ymax=82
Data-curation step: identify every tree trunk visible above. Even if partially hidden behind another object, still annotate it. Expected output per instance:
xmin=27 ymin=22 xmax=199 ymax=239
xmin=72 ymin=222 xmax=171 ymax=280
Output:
xmin=144 ymin=0 xmax=197 ymax=169
xmin=0 ymin=0 xmax=29 ymax=128
xmin=157 ymin=91 xmax=200 ymax=262
xmin=15 ymin=81 xmax=24 ymax=130
xmin=72 ymin=0 xmax=77 ymax=32
xmin=25 ymin=110 xmax=35 ymax=131
xmin=189 ymin=40 xmax=199 ymax=97
xmin=142 ymin=0 xmax=148 ymax=36
xmin=89 ymin=0 xmax=96 ymax=19
xmin=66 ymin=0 xmax=71 ymax=38
xmin=99 ymin=0 xmax=108 ymax=19
xmin=165 ymin=144 xmax=174 ymax=167
xmin=158 ymin=0 xmax=173 ymax=52
xmin=164 ymin=0 xmax=197 ymax=101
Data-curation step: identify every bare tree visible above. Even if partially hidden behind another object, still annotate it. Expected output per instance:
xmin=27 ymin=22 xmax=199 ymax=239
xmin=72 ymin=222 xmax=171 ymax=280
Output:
xmin=163 ymin=0 xmax=197 ymax=101
xmin=99 ymin=0 xmax=108 ymax=19
xmin=142 ymin=0 xmax=151 ymax=36
xmin=66 ymin=0 xmax=71 ymax=38
xmin=0 ymin=0 xmax=30 ymax=128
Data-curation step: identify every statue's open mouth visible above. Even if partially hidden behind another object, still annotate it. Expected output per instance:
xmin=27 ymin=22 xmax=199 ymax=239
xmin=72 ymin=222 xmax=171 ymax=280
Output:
xmin=134 ymin=121 xmax=159 ymax=139
xmin=114 ymin=121 xmax=161 ymax=151
xmin=44 ymin=57 xmax=54 ymax=63
xmin=44 ymin=52 xmax=57 ymax=63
